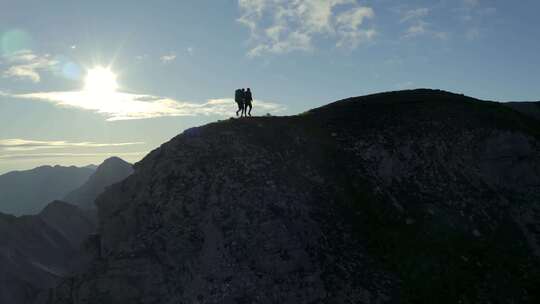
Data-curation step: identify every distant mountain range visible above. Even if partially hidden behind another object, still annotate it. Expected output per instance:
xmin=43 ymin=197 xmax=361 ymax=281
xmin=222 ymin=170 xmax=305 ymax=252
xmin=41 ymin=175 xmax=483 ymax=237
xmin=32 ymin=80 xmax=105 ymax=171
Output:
xmin=64 ymin=157 xmax=133 ymax=210
xmin=0 ymin=158 xmax=134 ymax=216
xmin=0 ymin=157 xmax=134 ymax=304
xmin=0 ymin=166 xmax=95 ymax=216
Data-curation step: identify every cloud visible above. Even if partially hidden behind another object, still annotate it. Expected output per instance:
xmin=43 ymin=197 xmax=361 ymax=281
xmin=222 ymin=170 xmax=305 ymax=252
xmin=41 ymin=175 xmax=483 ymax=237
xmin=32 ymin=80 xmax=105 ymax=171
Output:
xmin=237 ymin=0 xmax=376 ymax=56
xmin=0 ymin=151 xmax=146 ymax=161
xmin=0 ymin=138 xmax=147 ymax=164
xmin=404 ymin=21 xmax=428 ymax=38
xmin=399 ymin=7 xmax=429 ymax=39
xmin=7 ymin=90 xmax=285 ymax=121
xmin=399 ymin=8 xmax=447 ymax=40
xmin=400 ymin=8 xmax=430 ymax=23
xmin=0 ymin=139 xmax=144 ymax=152
xmin=335 ymin=7 xmax=376 ymax=49
xmin=456 ymin=0 xmax=496 ymax=22
xmin=160 ymin=53 xmax=177 ymax=63
xmin=2 ymin=50 xmax=58 ymax=82
xmin=434 ymin=31 xmax=449 ymax=40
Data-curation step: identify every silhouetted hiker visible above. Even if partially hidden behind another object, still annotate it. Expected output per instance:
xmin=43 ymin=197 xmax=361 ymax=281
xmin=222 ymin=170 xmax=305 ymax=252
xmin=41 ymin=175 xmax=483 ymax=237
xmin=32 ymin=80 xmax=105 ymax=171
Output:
xmin=235 ymin=88 xmax=244 ymax=117
xmin=239 ymin=88 xmax=247 ymax=117
xmin=245 ymin=88 xmax=253 ymax=117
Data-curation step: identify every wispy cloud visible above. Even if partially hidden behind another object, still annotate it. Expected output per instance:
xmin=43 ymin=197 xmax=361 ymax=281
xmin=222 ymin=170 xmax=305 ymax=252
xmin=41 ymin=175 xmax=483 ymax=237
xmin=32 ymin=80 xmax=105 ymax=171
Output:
xmin=400 ymin=8 xmax=430 ymax=23
xmin=453 ymin=0 xmax=496 ymax=41
xmin=335 ymin=7 xmax=376 ymax=49
xmin=404 ymin=21 xmax=428 ymax=38
xmin=2 ymin=50 xmax=58 ymax=83
xmin=0 ymin=152 xmax=146 ymax=161
xmin=237 ymin=0 xmax=376 ymax=56
xmin=456 ymin=0 xmax=496 ymax=23
xmin=7 ymin=91 xmax=285 ymax=121
xmin=160 ymin=53 xmax=177 ymax=63
xmin=0 ymin=139 xmax=144 ymax=152
xmin=399 ymin=8 xmax=447 ymax=40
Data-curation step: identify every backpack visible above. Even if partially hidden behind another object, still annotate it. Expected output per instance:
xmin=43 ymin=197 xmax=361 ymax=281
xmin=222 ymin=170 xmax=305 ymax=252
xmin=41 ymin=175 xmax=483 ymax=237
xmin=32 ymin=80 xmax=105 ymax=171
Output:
xmin=235 ymin=89 xmax=242 ymax=102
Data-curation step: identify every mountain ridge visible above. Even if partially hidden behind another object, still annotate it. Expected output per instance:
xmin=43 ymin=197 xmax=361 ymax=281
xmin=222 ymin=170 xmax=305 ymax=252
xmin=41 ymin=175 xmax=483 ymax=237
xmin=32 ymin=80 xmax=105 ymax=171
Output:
xmin=0 ymin=165 xmax=95 ymax=215
xmin=63 ymin=157 xmax=133 ymax=210
xmin=50 ymin=89 xmax=540 ymax=303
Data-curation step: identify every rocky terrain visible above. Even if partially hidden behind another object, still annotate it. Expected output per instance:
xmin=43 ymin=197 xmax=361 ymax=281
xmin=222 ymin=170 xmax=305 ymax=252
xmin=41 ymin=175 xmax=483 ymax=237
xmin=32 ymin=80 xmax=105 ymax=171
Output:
xmin=64 ymin=157 xmax=133 ymax=210
xmin=0 ymin=201 xmax=96 ymax=304
xmin=0 ymin=165 xmax=95 ymax=215
xmin=48 ymin=89 xmax=540 ymax=303
xmin=507 ymin=101 xmax=540 ymax=121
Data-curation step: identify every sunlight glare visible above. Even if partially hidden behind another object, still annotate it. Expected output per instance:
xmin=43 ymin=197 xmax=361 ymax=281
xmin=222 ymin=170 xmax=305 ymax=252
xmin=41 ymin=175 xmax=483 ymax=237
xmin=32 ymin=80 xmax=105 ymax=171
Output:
xmin=84 ymin=66 xmax=118 ymax=95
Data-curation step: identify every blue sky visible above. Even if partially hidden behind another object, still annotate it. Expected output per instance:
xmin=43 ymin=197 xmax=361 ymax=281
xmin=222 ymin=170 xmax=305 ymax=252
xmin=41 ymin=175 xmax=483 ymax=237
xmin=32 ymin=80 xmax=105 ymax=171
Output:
xmin=0 ymin=0 xmax=539 ymax=173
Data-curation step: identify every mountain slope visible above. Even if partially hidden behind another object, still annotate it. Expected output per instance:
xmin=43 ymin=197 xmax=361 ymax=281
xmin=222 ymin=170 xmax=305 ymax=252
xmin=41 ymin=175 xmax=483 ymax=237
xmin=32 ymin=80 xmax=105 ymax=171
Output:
xmin=506 ymin=101 xmax=540 ymax=121
xmin=63 ymin=157 xmax=133 ymax=209
xmin=0 ymin=166 xmax=95 ymax=215
xmin=50 ymin=89 xmax=540 ymax=303
xmin=0 ymin=201 xmax=96 ymax=304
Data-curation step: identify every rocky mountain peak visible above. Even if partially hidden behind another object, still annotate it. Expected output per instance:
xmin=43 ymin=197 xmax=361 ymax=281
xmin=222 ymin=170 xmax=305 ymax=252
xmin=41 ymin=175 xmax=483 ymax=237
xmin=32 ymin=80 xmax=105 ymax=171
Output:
xmin=50 ymin=90 xmax=540 ymax=304
xmin=63 ymin=157 xmax=133 ymax=210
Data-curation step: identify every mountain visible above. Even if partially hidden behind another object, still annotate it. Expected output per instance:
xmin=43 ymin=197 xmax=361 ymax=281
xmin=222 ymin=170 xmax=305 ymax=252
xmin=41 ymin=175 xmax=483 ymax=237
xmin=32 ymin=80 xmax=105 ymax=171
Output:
xmin=83 ymin=164 xmax=99 ymax=170
xmin=0 ymin=201 xmax=96 ymax=304
xmin=63 ymin=157 xmax=133 ymax=209
xmin=49 ymin=89 xmax=540 ymax=303
xmin=0 ymin=166 xmax=95 ymax=216
xmin=506 ymin=101 xmax=540 ymax=121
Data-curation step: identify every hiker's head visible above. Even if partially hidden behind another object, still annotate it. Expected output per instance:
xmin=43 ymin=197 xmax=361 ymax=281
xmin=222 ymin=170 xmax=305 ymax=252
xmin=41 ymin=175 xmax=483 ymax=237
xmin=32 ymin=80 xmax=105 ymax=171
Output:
xmin=242 ymin=88 xmax=245 ymax=91
xmin=247 ymin=88 xmax=251 ymax=92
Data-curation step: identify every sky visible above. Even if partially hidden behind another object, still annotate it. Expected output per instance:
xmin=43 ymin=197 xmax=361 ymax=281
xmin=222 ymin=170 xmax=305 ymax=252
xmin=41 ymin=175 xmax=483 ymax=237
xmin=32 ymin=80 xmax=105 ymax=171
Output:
xmin=0 ymin=0 xmax=539 ymax=173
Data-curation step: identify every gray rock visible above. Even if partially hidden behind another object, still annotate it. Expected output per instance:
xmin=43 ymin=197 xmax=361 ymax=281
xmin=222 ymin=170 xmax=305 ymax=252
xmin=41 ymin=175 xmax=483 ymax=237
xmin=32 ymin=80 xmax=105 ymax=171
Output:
xmin=49 ymin=90 xmax=540 ymax=304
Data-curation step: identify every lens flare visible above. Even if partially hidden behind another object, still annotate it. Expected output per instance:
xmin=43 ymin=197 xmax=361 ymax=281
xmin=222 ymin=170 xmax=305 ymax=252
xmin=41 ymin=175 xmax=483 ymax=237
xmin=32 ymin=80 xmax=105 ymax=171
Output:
xmin=1 ymin=29 xmax=33 ymax=56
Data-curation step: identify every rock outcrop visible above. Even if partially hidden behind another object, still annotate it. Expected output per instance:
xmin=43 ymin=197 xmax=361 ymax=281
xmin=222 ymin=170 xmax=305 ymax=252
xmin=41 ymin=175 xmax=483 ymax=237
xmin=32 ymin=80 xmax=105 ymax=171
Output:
xmin=49 ymin=90 xmax=540 ymax=303
xmin=63 ymin=157 xmax=133 ymax=210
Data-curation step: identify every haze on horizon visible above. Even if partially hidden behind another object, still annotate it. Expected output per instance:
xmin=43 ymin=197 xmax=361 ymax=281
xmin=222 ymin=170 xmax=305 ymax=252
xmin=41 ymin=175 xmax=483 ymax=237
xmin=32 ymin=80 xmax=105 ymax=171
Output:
xmin=1 ymin=0 xmax=539 ymax=174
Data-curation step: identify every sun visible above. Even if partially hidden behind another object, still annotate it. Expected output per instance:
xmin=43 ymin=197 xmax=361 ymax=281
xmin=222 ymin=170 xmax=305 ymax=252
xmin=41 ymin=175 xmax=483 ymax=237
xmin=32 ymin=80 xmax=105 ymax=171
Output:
xmin=84 ymin=66 xmax=118 ymax=94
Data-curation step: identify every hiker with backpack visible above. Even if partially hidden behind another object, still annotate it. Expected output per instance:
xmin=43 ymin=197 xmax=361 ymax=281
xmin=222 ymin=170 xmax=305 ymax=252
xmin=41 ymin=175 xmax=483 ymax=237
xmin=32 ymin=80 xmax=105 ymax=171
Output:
xmin=235 ymin=88 xmax=244 ymax=117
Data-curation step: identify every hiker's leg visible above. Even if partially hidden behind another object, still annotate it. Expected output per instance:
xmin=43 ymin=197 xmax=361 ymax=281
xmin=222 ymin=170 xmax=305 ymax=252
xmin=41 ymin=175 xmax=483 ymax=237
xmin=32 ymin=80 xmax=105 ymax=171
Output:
xmin=248 ymin=104 xmax=252 ymax=116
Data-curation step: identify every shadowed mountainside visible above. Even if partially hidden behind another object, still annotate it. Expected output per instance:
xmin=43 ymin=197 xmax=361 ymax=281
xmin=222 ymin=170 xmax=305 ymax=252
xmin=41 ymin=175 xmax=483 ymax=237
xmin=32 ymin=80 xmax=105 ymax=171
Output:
xmin=506 ymin=101 xmax=540 ymax=121
xmin=0 ymin=201 xmax=96 ymax=304
xmin=0 ymin=166 xmax=95 ymax=216
xmin=49 ymin=89 xmax=540 ymax=303
xmin=63 ymin=157 xmax=133 ymax=210
xmin=0 ymin=157 xmax=134 ymax=304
